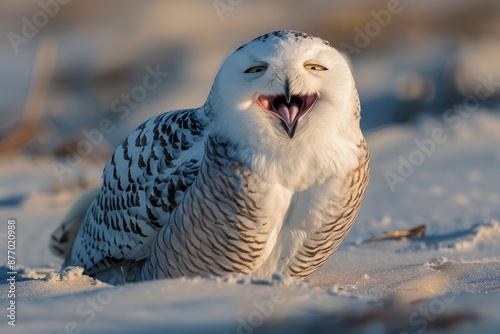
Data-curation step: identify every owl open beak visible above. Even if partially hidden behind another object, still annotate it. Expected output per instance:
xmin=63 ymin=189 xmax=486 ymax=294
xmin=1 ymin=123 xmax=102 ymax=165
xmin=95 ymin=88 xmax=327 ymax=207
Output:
xmin=258 ymin=94 xmax=318 ymax=138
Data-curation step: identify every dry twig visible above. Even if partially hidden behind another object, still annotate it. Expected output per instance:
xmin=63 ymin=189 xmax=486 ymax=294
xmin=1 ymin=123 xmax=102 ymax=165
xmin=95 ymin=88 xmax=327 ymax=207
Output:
xmin=363 ymin=224 xmax=426 ymax=244
xmin=0 ymin=38 xmax=57 ymax=156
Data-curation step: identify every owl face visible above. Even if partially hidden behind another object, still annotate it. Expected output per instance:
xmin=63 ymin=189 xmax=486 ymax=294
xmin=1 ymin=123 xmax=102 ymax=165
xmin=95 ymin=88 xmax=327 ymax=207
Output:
xmin=212 ymin=31 xmax=356 ymax=144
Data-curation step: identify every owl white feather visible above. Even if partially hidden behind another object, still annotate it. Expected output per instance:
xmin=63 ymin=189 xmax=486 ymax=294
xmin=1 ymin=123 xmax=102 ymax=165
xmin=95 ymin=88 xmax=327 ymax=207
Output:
xmin=50 ymin=30 xmax=369 ymax=283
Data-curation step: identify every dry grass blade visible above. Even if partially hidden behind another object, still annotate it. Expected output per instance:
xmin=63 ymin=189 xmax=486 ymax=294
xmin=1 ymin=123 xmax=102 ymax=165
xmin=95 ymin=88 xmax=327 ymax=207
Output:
xmin=363 ymin=224 xmax=426 ymax=244
xmin=0 ymin=38 xmax=57 ymax=157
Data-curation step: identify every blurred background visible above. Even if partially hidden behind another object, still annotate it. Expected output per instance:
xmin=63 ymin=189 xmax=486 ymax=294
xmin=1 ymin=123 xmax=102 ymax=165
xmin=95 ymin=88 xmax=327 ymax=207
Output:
xmin=0 ymin=0 xmax=499 ymax=188
xmin=2 ymin=5 xmax=500 ymax=331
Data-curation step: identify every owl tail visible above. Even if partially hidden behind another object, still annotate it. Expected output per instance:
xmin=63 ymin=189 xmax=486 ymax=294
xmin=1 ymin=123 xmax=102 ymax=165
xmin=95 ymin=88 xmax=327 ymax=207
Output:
xmin=49 ymin=187 xmax=101 ymax=259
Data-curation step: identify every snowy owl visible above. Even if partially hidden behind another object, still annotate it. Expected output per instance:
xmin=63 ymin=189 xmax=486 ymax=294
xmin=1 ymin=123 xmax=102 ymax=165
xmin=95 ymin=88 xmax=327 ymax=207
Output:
xmin=50 ymin=30 xmax=369 ymax=283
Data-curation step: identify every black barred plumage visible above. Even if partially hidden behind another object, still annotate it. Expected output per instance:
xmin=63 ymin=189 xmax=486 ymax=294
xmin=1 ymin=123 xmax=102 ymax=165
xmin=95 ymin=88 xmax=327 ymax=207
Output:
xmin=51 ymin=30 xmax=369 ymax=284
xmin=62 ymin=106 xmax=209 ymax=279
xmin=287 ymin=140 xmax=370 ymax=278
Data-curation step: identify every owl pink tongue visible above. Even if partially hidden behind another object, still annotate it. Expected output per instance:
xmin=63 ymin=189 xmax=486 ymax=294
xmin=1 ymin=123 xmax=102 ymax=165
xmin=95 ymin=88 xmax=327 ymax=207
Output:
xmin=276 ymin=103 xmax=300 ymax=128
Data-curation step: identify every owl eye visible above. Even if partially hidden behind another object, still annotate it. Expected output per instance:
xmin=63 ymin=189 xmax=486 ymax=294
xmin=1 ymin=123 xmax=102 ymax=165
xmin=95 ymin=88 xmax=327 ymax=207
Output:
xmin=304 ymin=64 xmax=327 ymax=71
xmin=245 ymin=65 xmax=267 ymax=73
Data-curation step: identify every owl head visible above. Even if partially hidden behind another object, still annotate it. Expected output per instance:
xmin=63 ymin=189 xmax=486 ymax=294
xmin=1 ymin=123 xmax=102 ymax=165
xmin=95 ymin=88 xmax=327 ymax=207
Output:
xmin=209 ymin=30 xmax=361 ymax=155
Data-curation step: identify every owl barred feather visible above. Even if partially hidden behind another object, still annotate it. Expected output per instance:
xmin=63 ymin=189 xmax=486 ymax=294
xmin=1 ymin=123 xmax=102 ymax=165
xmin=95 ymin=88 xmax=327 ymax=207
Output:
xmin=50 ymin=30 xmax=370 ymax=283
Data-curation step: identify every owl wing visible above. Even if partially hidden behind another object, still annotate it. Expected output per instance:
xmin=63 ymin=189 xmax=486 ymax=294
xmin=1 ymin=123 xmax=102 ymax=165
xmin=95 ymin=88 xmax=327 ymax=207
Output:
xmin=65 ymin=107 xmax=210 ymax=277
xmin=285 ymin=86 xmax=369 ymax=278
xmin=287 ymin=138 xmax=370 ymax=278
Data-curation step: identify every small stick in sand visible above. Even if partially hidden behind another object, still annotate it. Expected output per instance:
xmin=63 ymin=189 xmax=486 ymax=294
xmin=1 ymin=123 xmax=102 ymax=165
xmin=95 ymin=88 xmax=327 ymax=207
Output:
xmin=363 ymin=224 xmax=426 ymax=244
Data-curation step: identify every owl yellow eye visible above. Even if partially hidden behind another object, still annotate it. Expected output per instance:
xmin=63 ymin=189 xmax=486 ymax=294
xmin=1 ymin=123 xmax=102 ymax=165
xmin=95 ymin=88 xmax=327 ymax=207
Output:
xmin=245 ymin=65 xmax=267 ymax=73
xmin=304 ymin=64 xmax=327 ymax=71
